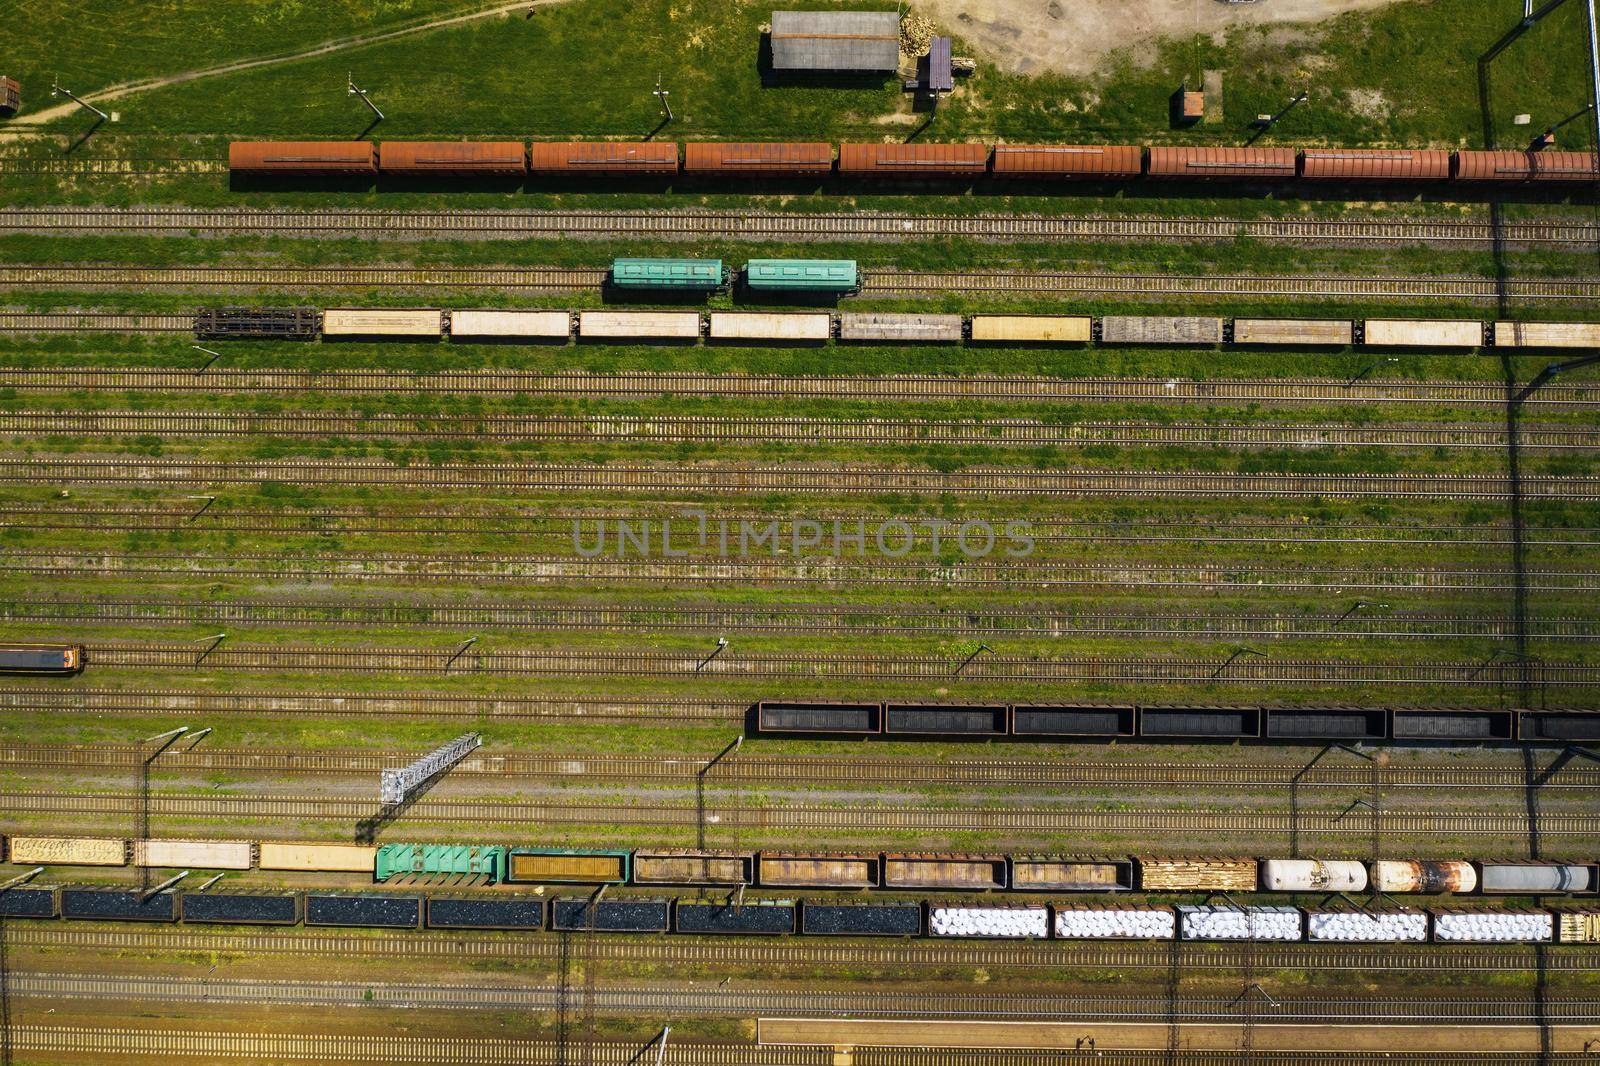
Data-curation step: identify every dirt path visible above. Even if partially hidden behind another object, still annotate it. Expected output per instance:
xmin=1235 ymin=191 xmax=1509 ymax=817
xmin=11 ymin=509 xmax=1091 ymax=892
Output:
xmin=916 ymin=0 xmax=1406 ymax=76
xmin=1 ymin=0 xmax=573 ymax=131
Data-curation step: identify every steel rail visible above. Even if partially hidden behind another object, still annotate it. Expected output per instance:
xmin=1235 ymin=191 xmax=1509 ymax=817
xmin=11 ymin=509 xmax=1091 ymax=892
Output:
xmin=45 ymin=639 xmax=1600 ymax=688
xmin=1 ymin=504 xmax=1594 ymax=549
xmin=5 ymin=597 xmax=1595 ymax=642
xmin=3 ymin=409 xmax=1591 ymax=451
xmin=3 ymin=204 xmax=1596 ymax=247
xmin=3 ymin=789 xmax=1593 ymax=835
xmin=2 ymin=743 xmax=1593 ymax=788
xmin=12 ymin=925 xmax=1597 ymax=974
xmin=3 ymin=367 xmax=1595 ymax=409
xmin=6 ymin=550 xmax=1591 ymax=594
xmin=6 ymin=1027 xmax=1593 ymax=1066
xmin=10 ymin=971 xmax=1596 ymax=1022
xmin=2 ymin=263 xmax=1597 ymax=301
xmin=2 ymin=456 xmax=1595 ymax=500
xmin=3 ymin=688 xmax=1547 ymax=725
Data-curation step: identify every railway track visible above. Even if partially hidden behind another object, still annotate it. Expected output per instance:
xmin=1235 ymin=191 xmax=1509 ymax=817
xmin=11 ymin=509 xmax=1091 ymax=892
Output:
xmin=48 ymin=639 xmax=1600 ymax=688
xmin=6 ymin=596 xmax=1595 ymax=642
xmin=4 ymin=743 xmax=1594 ymax=789
xmin=18 ymin=1029 xmax=1578 ymax=1066
xmin=2 ymin=367 xmax=1595 ymax=410
xmin=4 ymin=456 xmax=1596 ymax=500
xmin=12 ymin=925 xmax=1596 ymax=974
xmin=0 ymin=687 xmax=752 ymax=724
xmin=12 ymin=971 xmax=1595 ymax=1023
xmin=0 ymin=409 xmax=1590 ymax=451
xmin=8 ymin=550 xmax=1591 ymax=594
xmin=3 ymin=788 xmax=1592 ymax=836
xmin=3 ymin=263 xmax=1598 ymax=301
xmin=5 ymin=504 xmax=1596 ymax=550
xmin=4 ymin=204 xmax=1597 ymax=247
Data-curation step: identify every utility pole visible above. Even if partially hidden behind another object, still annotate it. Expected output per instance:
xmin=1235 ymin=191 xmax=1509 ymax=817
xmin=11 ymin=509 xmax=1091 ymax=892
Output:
xmin=51 ymin=77 xmax=108 ymax=121
xmin=348 ymin=73 xmax=383 ymax=121
xmin=653 ymin=75 xmax=673 ymax=123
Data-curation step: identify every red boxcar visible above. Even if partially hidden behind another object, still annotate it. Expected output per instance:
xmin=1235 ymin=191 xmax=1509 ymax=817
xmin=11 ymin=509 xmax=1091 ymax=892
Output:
xmin=377 ymin=141 xmax=526 ymax=175
xmin=837 ymin=142 xmax=990 ymax=177
xmin=683 ymin=142 xmax=834 ymax=175
xmin=1454 ymin=149 xmax=1600 ymax=183
xmin=990 ymin=144 xmax=1143 ymax=179
xmin=1299 ymin=148 xmax=1451 ymax=182
xmin=229 ymin=141 xmax=377 ymax=176
xmin=1146 ymin=146 xmax=1297 ymax=180
xmin=527 ymin=141 xmax=679 ymax=174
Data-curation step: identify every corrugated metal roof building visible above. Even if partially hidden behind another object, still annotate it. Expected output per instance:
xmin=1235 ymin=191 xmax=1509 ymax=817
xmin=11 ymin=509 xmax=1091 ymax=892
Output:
xmin=771 ymin=11 xmax=901 ymax=73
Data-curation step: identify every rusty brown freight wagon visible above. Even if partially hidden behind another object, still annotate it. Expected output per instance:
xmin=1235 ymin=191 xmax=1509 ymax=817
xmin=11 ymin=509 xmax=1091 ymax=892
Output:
xmin=378 ymin=141 xmax=526 ymax=175
xmin=683 ymin=142 xmax=834 ymax=175
xmin=1454 ymin=149 xmax=1600 ymax=183
xmin=1299 ymin=149 xmax=1451 ymax=181
xmin=1147 ymin=147 xmax=1296 ymax=180
xmin=229 ymin=141 xmax=378 ymax=176
xmin=990 ymin=144 xmax=1143 ymax=178
xmin=837 ymin=142 xmax=989 ymax=178
xmin=758 ymin=852 xmax=878 ymax=888
xmin=527 ymin=141 xmax=679 ymax=174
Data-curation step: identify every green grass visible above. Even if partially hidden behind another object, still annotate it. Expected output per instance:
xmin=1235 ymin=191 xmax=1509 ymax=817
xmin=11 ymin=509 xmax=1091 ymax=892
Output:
xmin=23 ymin=0 xmax=1595 ymax=149
xmin=0 ymin=0 xmax=495 ymax=112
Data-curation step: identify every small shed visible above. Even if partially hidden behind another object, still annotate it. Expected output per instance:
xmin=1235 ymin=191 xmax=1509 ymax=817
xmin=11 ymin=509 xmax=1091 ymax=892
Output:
xmin=927 ymin=36 xmax=953 ymax=94
xmin=0 ymin=77 xmax=20 ymax=116
xmin=771 ymin=11 xmax=901 ymax=73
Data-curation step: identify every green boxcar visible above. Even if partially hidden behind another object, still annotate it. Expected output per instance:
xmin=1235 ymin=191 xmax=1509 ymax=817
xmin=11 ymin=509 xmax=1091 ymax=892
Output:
xmin=375 ymin=844 xmax=507 ymax=883
xmin=744 ymin=258 xmax=859 ymax=294
xmin=610 ymin=257 xmax=729 ymax=291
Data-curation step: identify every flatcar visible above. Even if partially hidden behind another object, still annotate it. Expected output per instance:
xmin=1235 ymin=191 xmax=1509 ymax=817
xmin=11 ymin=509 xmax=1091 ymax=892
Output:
xmin=610 ymin=257 xmax=730 ymax=293
xmin=321 ymin=308 xmax=443 ymax=339
xmin=0 ymin=643 xmax=82 ymax=675
xmin=707 ymin=311 xmax=831 ymax=343
xmin=228 ymin=141 xmax=377 ymax=176
xmin=743 ymin=258 xmax=859 ymax=294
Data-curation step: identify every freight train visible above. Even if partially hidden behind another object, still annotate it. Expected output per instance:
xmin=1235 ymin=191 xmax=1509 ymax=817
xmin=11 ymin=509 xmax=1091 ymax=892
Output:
xmin=229 ymin=140 xmax=1600 ymax=186
xmin=8 ymin=837 xmax=1597 ymax=899
xmin=2 ymin=882 xmax=1595 ymax=943
xmin=754 ymin=700 xmax=1600 ymax=745
xmin=196 ymin=301 xmax=1600 ymax=351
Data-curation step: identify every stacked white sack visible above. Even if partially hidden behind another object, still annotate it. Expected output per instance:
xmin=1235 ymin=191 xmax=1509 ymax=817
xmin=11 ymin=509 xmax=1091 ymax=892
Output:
xmin=1433 ymin=912 xmax=1552 ymax=942
xmin=1053 ymin=908 xmax=1175 ymax=939
xmin=1306 ymin=912 xmax=1427 ymax=942
xmin=929 ymin=906 xmax=1048 ymax=938
xmin=1178 ymin=906 xmax=1301 ymax=941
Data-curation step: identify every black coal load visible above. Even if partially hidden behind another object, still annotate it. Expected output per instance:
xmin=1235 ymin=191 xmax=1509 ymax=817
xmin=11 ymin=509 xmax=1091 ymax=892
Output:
xmin=0 ymin=888 xmax=57 ymax=918
xmin=552 ymin=898 xmax=668 ymax=932
xmin=802 ymin=903 xmax=921 ymax=936
xmin=675 ymin=901 xmax=795 ymax=935
xmin=61 ymin=888 xmax=177 ymax=922
xmin=305 ymin=894 xmax=420 ymax=928
xmin=181 ymin=893 xmax=300 ymax=925
xmin=428 ymin=897 xmax=546 ymax=930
